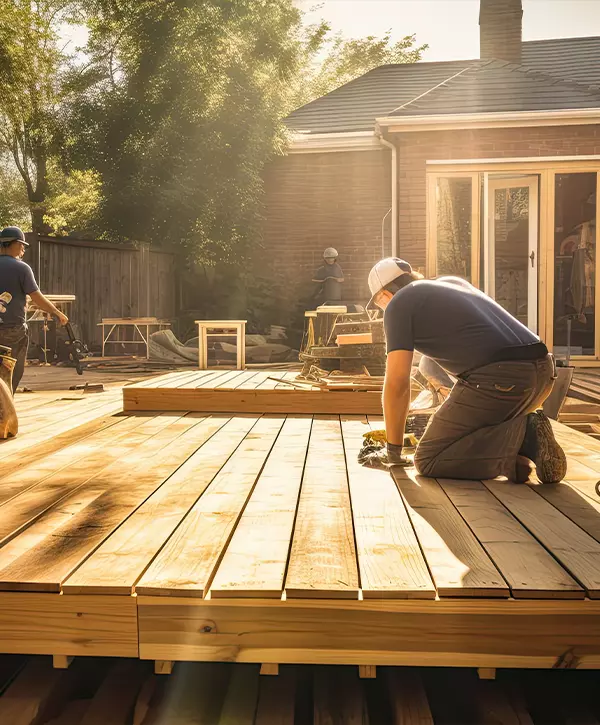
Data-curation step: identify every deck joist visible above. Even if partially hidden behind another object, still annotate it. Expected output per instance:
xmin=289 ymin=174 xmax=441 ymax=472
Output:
xmin=1 ymin=385 xmax=600 ymax=668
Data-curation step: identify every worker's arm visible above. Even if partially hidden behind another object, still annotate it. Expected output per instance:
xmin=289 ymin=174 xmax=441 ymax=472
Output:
xmin=29 ymin=291 xmax=69 ymax=326
xmin=383 ymin=349 xmax=414 ymax=446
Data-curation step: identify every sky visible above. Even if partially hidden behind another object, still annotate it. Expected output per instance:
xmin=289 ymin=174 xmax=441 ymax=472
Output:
xmin=295 ymin=0 xmax=600 ymax=62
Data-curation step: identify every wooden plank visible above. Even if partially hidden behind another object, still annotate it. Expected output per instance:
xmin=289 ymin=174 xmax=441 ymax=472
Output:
xmin=313 ymin=666 xmax=368 ymax=725
xmin=0 ymin=398 xmax=123 ymax=466
xmin=285 ymin=416 xmax=360 ymax=599
xmin=478 ymin=667 xmax=496 ymax=680
xmin=0 ymin=414 xmax=170 ymax=549
xmin=0 ymin=593 xmax=138 ymax=657
xmin=337 ymin=333 xmax=373 ymax=345
xmin=79 ymin=660 xmax=149 ymax=725
xmin=210 ymin=416 xmax=312 ymax=598
xmin=217 ymin=665 xmax=260 ymax=725
xmin=123 ymin=387 xmax=383 ymax=415
xmin=213 ymin=370 xmax=250 ymax=389
xmin=137 ymin=596 xmax=600 ymax=669
xmin=0 ymin=414 xmax=131 ymax=506
xmin=384 ymin=668 xmax=434 ymax=725
xmin=482 ymin=480 xmax=600 ymax=598
xmin=260 ymin=663 xmax=279 ymax=676
xmin=438 ymin=479 xmax=583 ymax=598
xmin=62 ymin=416 xmax=254 ymax=595
xmin=135 ymin=416 xmax=285 ymax=598
xmin=53 ymin=655 xmax=73 ymax=669
xmin=531 ymin=480 xmax=600 ymax=544
xmin=358 ymin=664 xmax=376 ymax=679
xmin=255 ymin=666 xmax=296 ymax=725
xmin=392 ymin=469 xmax=508 ymax=597
xmin=340 ymin=417 xmax=435 ymax=599
xmin=472 ymin=680 xmax=526 ymax=725
xmin=0 ymin=413 xmax=223 ymax=592
xmin=154 ymin=660 xmax=173 ymax=675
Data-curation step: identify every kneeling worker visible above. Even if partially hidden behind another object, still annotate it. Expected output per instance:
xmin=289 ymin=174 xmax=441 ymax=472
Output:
xmin=0 ymin=227 xmax=69 ymax=393
xmin=364 ymin=258 xmax=566 ymax=484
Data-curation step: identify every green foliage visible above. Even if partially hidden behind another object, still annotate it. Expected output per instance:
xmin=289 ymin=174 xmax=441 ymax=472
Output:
xmin=296 ymin=30 xmax=428 ymax=107
xmin=44 ymin=164 xmax=102 ymax=237
xmin=0 ymin=157 xmax=30 ymax=229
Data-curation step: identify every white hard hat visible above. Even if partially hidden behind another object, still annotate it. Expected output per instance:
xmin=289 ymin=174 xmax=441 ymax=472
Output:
xmin=367 ymin=257 xmax=413 ymax=306
xmin=323 ymin=247 xmax=338 ymax=259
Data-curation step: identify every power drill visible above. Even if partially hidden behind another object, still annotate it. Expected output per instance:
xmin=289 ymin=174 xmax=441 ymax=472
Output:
xmin=63 ymin=322 xmax=86 ymax=375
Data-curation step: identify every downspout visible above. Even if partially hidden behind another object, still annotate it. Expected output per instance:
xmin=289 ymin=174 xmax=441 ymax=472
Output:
xmin=377 ymin=134 xmax=398 ymax=257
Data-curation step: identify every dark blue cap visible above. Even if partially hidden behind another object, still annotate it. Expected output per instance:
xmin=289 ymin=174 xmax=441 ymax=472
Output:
xmin=0 ymin=227 xmax=28 ymax=245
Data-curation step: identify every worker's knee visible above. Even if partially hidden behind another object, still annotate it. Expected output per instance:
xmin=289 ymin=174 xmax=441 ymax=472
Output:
xmin=413 ymin=446 xmax=435 ymax=477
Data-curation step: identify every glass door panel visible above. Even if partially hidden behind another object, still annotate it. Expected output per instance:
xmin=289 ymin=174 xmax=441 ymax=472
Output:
xmin=553 ymin=172 xmax=597 ymax=357
xmin=435 ymin=177 xmax=473 ymax=281
xmin=487 ymin=177 xmax=539 ymax=332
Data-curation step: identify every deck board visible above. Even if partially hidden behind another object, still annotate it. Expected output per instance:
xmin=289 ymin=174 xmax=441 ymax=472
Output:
xmin=393 ymin=469 xmax=508 ymax=598
xmin=285 ymin=416 xmax=360 ymax=599
xmin=135 ymin=416 xmax=284 ymax=597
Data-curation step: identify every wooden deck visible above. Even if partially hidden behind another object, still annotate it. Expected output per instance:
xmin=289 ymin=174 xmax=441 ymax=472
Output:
xmin=123 ymin=370 xmax=384 ymax=414
xmin=1 ymin=387 xmax=600 ymax=670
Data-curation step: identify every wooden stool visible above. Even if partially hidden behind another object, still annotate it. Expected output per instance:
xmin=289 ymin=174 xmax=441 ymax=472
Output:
xmin=195 ymin=320 xmax=247 ymax=370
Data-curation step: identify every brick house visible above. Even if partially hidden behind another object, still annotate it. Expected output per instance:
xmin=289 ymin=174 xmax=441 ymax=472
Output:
xmin=264 ymin=0 xmax=600 ymax=363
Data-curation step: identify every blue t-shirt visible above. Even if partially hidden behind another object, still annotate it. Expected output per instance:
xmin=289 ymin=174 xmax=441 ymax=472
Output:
xmin=384 ymin=277 xmax=538 ymax=376
xmin=0 ymin=257 xmax=39 ymax=326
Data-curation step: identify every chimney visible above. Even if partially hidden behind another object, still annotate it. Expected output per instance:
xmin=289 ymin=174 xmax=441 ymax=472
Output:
xmin=480 ymin=0 xmax=523 ymax=64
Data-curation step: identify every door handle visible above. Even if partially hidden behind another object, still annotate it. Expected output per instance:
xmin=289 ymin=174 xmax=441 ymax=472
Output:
xmin=530 ymin=251 xmax=535 ymax=268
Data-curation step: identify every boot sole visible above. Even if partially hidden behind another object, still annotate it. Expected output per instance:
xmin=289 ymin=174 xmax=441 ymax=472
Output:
xmin=530 ymin=413 xmax=567 ymax=484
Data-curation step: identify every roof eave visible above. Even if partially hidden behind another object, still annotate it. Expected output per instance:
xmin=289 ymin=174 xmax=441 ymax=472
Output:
xmin=376 ymin=107 xmax=600 ymax=132
xmin=287 ymin=131 xmax=382 ymax=154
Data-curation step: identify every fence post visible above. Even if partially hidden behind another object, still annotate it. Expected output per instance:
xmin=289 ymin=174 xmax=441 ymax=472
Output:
xmin=138 ymin=243 xmax=151 ymax=318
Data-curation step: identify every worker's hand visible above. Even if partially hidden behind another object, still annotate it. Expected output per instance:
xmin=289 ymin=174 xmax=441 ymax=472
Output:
xmin=358 ymin=442 xmax=411 ymax=471
xmin=56 ymin=311 xmax=69 ymax=327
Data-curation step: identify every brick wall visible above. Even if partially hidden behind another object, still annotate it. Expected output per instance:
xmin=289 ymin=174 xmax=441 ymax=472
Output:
xmin=262 ymin=149 xmax=391 ymax=304
xmin=396 ymin=123 xmax=600 ymax=268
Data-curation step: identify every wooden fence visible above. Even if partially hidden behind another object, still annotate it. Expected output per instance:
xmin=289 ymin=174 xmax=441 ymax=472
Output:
xmin=25 ymin=234 xmax=178 ymax=348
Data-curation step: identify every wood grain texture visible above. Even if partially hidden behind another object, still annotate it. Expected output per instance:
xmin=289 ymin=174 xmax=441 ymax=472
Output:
xmin=341 ymin=417 xmax=435 ymax=599
xmin=137 ymin=596 xmax=600 ymax=669
xmin=0 ymin=593 xmax=138 ymax=657
xmin=136 ymin=416 xmax=284 ymax=597
xmin=285 ymin=416 xmax=360 ymax=599
xmin=0 ymin=413 xmax=214 ymax=592
xmin=531 ymin=480 xmax=600 ymax=544
xmin=438 ymin=479 xmax=583 ymax=598
xmin=210 ymin=416 xmax=312 ymax=598
xmin=392 ymin=469 xmax=508 ymax=597
xmin=483 ymin=480 xmax=600 ymax=597
xmin=123 ymin=385 xmax=383 ymax=415
xmin=62 ymin=416 xmax=254 ymax=595
xmin=313 ymin=666 xmax=369 ymax=725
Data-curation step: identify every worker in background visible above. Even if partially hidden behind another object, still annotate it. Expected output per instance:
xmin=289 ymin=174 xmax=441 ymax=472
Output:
xmin=0 ymin=227 xmax=68 ymax=393
xmin=362 ymin=257 xmax=566 ymax=485
xmin=312 ymin=247 xmax=344 ymax=305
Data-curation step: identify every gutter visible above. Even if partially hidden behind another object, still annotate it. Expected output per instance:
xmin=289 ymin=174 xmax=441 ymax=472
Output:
xmin=378 ymin=134 xmax=398 ymax=257
xmin=376 ymin=107 xmax=600 ymax=133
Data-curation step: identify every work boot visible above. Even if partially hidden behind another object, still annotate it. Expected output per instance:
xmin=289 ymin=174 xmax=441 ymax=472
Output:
xmin=519 ymin=410 xmax=567 ymax=484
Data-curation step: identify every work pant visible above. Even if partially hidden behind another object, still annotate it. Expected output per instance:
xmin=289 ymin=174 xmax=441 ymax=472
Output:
xmin=0 ymin=325 xmax=29 ymax=394
xmin=414 ymin=355 xmax=556 ymax=480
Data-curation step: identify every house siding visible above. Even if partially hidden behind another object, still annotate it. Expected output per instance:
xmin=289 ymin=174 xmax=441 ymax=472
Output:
xmin=262 ymin=149 xmax=391 ymax=303
xmin=396 ymin=124 xmax=600 ymax=267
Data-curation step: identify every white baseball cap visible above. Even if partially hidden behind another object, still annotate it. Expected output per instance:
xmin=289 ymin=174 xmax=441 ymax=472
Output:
xmin=367 ymin=257 xmax=413 ymax=307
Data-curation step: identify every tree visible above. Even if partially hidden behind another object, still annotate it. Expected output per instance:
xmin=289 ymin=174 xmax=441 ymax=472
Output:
xmin=0 ymin=1 xmax=71 ymax=232
xmin=296 ymin=30 xmax=428 ymax=107
xmin=67 ymin=0 xmax=311 ymax=265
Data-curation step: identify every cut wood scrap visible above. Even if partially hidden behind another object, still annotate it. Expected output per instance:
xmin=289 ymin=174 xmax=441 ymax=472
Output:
xmin=0 ymin=413 xmax=225 ymax=592
xmin=392 ymin=468 xmax=508 ymax=597
xmin=255 ymin=666 xmax=296 ymax=725
xmin=209 ymin=416 xmax=312 ymax=598
xmin=218 ymin=665 xmax=260 ymax=725
xmin=62 ymin=415 xmax=252 ymax=595
xmin=438 ymin=479 xmax=583 ymax=599
xmin=313 ymin=666 xmax=369 ymax=725
xmin=482 ymin=479 xmax=600 ymax=598
xmin=337 ymin=333 xmax=373 ymax=346
xmin=340 ymin=417 xmax=435 ymax=599
xmin=135 ymin=416 xmax=285 ymax=597
xmin=384 ymin=668 xmax=434 ymax=725
xmin=285 ymin=416 xmax=360 ymax=599
xmin=79 ymin=659 xmax=150 ymax=725
xmin=53 ymin=656 xmax=73 ymax=670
